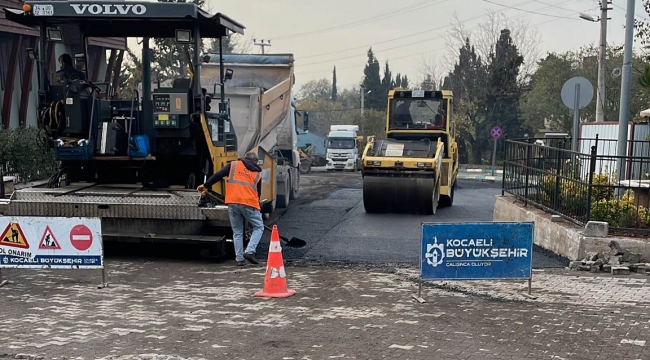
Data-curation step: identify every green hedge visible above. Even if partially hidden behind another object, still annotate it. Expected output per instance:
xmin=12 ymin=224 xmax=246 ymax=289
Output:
xmin=0 ymin=127 xmax=58 ymax=183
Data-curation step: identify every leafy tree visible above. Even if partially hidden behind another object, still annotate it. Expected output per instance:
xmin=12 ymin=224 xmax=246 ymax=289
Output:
xmin=361 ymin=48 xmax=384 ymax=110
xmin=635 ymin=1 xmax=650 ymax=50
xmin=296 ymin=97 xmax=385 ymax=139
xmin=444 ymin=10 xmax=541 ymax=85
xmin=337 ymin=88 xmax=362 ymax=109
xmin=395 ymin=74 xmax=402 ymax=89
xmin=485 ymin=29 xmax=526 ymax=141
xmin=520 ymin=45 xmax=650 ymax=132
xmin=297 ymin=78 xmax=332 ymax=103
xmin=381 ymin=61 xmax=393 ymax=95
xmin=401 ymin=75 xmax=409 ymax=89
xmin=519 ymin=53 xmax=573 ymax=132
xmin=445 ymin=37 xmax=489 ymax=164
xmin=420 ymin=75 xmax=436 ymax=90
xmin=331 ymin=66 xmax=338 ymax=102
xmin=207 ymin=35 xmax=237 ymax=54
xmin=152 ymin=0 xmax=206 ymax=81
xmin=117 ymin=49 xmax=142 ymax=98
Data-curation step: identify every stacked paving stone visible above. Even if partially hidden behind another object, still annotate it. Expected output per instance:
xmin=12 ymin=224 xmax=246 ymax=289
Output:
xmin=569 ymin=241 xmax=650 ymax=275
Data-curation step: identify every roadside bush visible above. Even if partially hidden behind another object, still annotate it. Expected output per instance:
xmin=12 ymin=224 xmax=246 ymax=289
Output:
xmin=540 ymin=174 xmax=587 ymax=212
xmin=590 ymin=172 xmax=615 ymax=202
xmin=590 ymin=190 xmax=649 ymax=228
xmin=0 ymin=127 xmax=57 ymax=183
xmin=539 ymin=171 xmax=615 ymax=215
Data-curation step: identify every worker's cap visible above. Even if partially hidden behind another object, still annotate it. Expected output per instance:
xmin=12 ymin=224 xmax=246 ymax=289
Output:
xmin=244 ymin=151 xmax=259 ymax=161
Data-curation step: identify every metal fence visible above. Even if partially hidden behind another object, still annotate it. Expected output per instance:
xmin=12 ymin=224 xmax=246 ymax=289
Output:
xmin=503 ymin=137 xmax=650 ymax=233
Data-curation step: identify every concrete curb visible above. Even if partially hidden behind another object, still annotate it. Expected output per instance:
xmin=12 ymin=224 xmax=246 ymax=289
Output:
xmin=457 ymin=173 xmax=502 ymax=183
xmin=459 ymin=168 xmax=503 ymax=174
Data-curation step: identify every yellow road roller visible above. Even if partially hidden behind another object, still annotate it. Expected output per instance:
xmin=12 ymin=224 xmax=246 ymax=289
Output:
xmin=361 ymin=89 xmax=458 ymax=215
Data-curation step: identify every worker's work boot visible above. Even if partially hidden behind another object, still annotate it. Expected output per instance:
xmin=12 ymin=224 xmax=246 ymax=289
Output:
xmin=237 ymin=260 xmax=245 ymax=267
xmin=244 ymin=252 xmax=259 ymax=265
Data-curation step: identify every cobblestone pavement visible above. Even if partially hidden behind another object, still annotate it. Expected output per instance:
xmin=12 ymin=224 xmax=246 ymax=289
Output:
xmin=1 ymin=260 xmax=649 ymax=360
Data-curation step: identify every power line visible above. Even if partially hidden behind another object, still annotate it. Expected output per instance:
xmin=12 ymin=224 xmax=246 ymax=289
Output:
xmin=482 ymin=0 xmax=583 ymax=20
xmin=529 ymin=0 xmax=585 ymax=14
xmin=273 ymin=0 xmax=447 ymax=41
xmin=295 ymin=0 xmax=592 ymax=76
xmin=611 ymin=3 xmax=647 ymax=20
xmin=298 ymin=0 xmax=581 ymax=61
xmin=297 ymin=0 xmax=584 ymax=70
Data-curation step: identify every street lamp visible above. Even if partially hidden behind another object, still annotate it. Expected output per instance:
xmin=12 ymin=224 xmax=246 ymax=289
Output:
xmin=579 ymin=13 xmax=596 ymax=22
xmin=360 ymin=87 xmax=371 ymax=116
xmin=579 ymin=2 xmax=611 ymax=123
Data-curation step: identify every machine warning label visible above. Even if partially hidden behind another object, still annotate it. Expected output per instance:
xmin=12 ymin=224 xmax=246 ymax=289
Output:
xmin=0 ymin=223 xmax=30 ymax=249
xmin=384 ymin=143 xmax=404 ymax=157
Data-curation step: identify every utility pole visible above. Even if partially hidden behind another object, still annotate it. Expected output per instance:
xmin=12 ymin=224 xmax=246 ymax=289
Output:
xmin=579 ymin=1 xmax=610 ymax=123
xmin=616 ymin=0 xmax=635 ymax=185
xmin=253 ymin=39 xmax=271 ymax=54
xmin=596 ymin=1 xmax=610 ymax=122
xmin=361 ymin=86 xmax=365 ymax=116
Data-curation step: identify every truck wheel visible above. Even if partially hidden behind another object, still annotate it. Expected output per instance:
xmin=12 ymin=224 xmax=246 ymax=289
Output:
xmin=262 ymin=200 xmax=275 ymax=219
xmin=299 ymin=159 xmax=311 ymax=174
xmin=290 ymin=170 xmax=299 ymax=200
xmin=276 ymin=174 xmax=290 ymax=208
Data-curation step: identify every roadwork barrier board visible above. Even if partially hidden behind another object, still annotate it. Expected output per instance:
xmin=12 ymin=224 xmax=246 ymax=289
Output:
xmin=415 ymin=221 xmax=534 ymax=302
xmin=0 ymin=216 xmax=103 ymax=269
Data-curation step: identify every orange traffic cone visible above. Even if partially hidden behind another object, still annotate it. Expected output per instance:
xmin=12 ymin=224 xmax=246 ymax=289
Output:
xmin=254 ymin=225 xmax=296 ymax=298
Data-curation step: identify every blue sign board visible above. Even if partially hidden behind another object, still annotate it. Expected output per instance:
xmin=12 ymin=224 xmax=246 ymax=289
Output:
xmin=420 ymin=222 xmax=533 ymax=280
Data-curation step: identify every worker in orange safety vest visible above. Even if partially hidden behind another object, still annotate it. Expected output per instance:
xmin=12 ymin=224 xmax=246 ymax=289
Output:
xmin=197 ymin=151 xmax=263 ymax=266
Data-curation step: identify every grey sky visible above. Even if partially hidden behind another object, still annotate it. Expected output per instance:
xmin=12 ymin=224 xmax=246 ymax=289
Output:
xmin=125 ymin=0 xmax=649 ymax=91
xmin=203 ymin=0 xmax=649 ymax=91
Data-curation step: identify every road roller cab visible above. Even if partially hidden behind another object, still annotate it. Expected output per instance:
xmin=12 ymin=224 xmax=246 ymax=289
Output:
xmin=361 ymin=89 xmax=458 ymax=215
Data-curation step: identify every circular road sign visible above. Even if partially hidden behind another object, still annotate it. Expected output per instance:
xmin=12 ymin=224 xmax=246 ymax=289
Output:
xmin=70 ymin=224 xmax=93 ymax=251
xmin=561 ymin=76 xmax=594 ymax=110
xmin=490 ymin=126 xmax=503 ymax=139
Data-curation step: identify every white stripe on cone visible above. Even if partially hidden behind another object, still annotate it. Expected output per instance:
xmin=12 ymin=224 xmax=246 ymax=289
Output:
xmin=269 ymin=241 xmax=282 ymax=253
xmin=268 ymin=266 xmax=287 ymax=279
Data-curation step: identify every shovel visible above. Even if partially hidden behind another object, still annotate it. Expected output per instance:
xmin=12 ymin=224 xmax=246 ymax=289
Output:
xmin=201 ymin=191 xmax=307 ymax=248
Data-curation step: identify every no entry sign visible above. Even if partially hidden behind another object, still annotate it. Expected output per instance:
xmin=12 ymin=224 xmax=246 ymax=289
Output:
xmin=70 ymin=224 xmax=93 ymax=251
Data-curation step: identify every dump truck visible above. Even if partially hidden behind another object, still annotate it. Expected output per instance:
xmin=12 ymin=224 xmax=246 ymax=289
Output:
xmin=325 ymin=125 xmax=363 ymax=171
xmin=361 ymin=89 xmax=458 ymax=215
xmin=2 ymin=1 xmax=302 ymax=257
xmin=200 ymin=53 xmax=302 ymax=210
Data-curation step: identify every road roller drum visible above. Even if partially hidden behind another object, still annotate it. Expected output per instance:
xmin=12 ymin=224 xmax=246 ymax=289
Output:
xmin=362 ymin=175 xmax=438 ymax=215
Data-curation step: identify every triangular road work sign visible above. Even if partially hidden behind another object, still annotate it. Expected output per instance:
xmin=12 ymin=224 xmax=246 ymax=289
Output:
xmin=39 ymin=226 xmax=61 ymax=250
xmin=0 ymin=222 xmax=29 ymax=249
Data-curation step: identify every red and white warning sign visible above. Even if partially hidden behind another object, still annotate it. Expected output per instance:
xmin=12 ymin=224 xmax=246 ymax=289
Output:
xmin=0 ymin=217 xmax=103 ymax=269
xmin=70 ymin=224 xmax=93 ymax=251
xmin=39 ymin=225 xmax=61 ymax=250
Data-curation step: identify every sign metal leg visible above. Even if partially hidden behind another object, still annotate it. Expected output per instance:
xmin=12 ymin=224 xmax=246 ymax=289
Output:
xmin=0 ymin=268 xmax=7 ymax=288
xmin=98 ymin=267 xmax=108 ymax=289
xmin=521 ymin=277 xmax=536 ymax=299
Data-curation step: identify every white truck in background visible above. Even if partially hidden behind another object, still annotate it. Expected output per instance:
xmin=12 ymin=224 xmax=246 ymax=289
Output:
xmin=325 ymin=125 xmax=363 ymax=172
